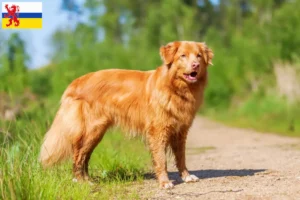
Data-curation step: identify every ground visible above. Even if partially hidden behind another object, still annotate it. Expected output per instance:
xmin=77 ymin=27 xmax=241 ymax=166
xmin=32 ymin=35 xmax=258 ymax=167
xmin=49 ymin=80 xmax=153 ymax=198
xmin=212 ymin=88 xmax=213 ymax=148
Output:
xmin=137 ymin=116 xmax=300 ymax=200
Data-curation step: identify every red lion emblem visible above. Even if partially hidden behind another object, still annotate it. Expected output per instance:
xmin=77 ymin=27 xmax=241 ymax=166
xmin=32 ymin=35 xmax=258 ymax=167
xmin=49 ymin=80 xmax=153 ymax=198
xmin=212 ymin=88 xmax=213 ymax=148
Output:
xmin=4 ymin=4 xmax=20 ymax=27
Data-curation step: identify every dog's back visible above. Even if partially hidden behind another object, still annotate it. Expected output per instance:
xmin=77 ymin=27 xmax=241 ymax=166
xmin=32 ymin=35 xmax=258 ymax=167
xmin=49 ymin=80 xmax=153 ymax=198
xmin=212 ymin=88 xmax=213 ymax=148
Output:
xmin=63 ymin=69 xmax=155 ymax=133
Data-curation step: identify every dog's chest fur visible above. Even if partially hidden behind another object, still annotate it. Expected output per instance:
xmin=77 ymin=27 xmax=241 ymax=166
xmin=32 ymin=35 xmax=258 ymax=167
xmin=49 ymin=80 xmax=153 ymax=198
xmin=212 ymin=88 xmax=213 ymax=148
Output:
xmin=148 ymin=85 xmax=203 ymax=134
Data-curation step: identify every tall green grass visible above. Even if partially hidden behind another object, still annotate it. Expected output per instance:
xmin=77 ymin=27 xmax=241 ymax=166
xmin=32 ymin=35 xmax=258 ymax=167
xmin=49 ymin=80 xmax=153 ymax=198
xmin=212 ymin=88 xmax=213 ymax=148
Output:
xmin=203 ymin=95 xmax=300 ymax=136
xmin=0 ymin=103 xmax=151 ymax=199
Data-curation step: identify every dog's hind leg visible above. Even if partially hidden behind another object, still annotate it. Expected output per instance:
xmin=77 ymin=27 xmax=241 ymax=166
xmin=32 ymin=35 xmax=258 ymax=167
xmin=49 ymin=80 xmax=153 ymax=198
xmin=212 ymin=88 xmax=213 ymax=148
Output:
xmin=82 ymin=121 xmax=109 ymax=181
xmin=73 ymin=117 xmax=110 ymax=181
xmin=72 ymin=136 xmax=84 ymax=181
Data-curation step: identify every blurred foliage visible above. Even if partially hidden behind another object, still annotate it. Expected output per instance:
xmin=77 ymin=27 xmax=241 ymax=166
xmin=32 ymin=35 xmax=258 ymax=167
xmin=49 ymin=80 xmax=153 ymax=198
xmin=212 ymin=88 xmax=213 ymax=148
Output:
xmin=0 ymin=33 xmax=29 ymax=94
xmin=0 ymin=0 xmax=300 ymax=132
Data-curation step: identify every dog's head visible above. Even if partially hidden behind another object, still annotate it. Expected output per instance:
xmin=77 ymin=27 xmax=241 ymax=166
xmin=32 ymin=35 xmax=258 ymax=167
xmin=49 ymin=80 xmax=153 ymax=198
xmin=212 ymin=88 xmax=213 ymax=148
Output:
xmin=160 ymin=41 xmax=213 ymax=84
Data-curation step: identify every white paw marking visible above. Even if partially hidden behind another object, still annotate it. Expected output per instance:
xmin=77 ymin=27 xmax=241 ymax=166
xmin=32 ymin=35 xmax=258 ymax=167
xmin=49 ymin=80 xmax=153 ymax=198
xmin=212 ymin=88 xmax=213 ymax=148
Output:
xmin=183 ymin=174 xmax=199 ymax=183
xmin=162 ymin=182 xmax=174 ymax=189
xmin=72 ymin=178 xmax=78 ymax=183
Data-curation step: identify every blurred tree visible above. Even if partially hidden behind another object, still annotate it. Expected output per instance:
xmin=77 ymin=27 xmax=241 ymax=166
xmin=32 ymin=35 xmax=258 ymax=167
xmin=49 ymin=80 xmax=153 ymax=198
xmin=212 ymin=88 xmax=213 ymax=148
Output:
xmin=271 ymin=0 xmax=300 ymax=61
xmin=61 ymin=0 xmax=81 ymax=22
xmin=7 ymin=33 xmax=28 ymax=73
xmin=196 ymin=0 xmax=216 ymax=35
xmin=47 ymin=0 xmax=300 ymax=109
xmin=61 ymin=0 xmax=81 ymax=14
xmin=0 ymin=33 xmax=29 ymax=93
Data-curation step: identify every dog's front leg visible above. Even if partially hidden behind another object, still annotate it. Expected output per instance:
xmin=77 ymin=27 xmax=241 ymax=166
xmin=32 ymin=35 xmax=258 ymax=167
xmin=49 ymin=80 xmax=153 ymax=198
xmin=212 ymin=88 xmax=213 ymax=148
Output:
xmin=148 ymin=133 xmax=174 ymax=189
xmin=170 ymin=131 xmax=199 ymax=183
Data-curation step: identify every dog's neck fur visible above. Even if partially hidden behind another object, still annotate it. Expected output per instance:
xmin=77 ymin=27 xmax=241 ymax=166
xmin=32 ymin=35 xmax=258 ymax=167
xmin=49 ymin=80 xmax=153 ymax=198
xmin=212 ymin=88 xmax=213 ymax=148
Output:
xmin=146 ymin=65 xmax=207 ymax=132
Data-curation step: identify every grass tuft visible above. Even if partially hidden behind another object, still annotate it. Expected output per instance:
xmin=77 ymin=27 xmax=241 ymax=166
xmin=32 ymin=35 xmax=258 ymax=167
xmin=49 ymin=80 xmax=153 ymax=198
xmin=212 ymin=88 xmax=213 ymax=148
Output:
xmin=0 ymin=105 xmax=151 ymax=199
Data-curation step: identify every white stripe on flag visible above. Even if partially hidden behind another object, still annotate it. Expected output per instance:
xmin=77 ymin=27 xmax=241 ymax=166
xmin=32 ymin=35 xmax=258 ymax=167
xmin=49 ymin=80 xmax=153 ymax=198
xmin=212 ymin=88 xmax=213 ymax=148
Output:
xmin=2 ymin=2 xmax=42 ymax=13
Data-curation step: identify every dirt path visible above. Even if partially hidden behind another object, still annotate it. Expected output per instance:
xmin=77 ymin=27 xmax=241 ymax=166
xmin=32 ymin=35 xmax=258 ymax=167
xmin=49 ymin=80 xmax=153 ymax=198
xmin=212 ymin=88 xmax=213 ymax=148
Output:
xmin=138 ymin=116 xmax=300 ymax=200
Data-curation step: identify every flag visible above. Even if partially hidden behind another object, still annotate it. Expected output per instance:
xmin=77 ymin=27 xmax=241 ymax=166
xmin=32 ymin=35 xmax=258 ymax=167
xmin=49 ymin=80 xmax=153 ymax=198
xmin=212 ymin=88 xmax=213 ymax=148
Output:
xmin=2 ymin=2 xmax=42 ymax=29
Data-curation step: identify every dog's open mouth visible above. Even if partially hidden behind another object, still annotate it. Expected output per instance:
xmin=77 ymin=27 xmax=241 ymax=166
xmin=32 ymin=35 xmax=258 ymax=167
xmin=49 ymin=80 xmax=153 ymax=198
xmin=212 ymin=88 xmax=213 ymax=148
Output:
xmin=184 ymin=72 xmax=198 ymax=82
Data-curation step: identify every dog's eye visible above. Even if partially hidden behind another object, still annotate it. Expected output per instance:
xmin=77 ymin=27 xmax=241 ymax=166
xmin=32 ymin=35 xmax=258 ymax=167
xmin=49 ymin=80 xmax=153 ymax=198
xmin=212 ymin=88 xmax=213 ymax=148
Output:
xmin=197 ymin=54 xmax=202 ymax=58
xmin=180 ymin=54 xmax=186 ymax=58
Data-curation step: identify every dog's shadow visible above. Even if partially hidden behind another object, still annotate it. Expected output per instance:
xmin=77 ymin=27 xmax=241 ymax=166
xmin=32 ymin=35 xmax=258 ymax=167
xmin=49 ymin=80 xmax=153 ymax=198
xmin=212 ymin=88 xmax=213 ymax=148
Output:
xmin=90 ymin=169 xmax=266 ymax=185
xmin=144 ymin=169 xmax=266 ymax=184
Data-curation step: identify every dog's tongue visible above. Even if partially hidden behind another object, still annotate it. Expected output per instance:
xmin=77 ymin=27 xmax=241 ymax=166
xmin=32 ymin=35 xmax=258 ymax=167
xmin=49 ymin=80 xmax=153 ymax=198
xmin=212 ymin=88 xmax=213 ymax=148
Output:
xmin=184 ymin=74 xmax=197 ymax=81
xmin=188 ymin=75 xmax=197 ymax=80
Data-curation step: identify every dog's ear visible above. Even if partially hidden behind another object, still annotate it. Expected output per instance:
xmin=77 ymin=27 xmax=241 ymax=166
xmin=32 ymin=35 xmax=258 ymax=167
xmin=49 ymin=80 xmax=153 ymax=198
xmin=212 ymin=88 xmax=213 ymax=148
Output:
xmin=205 ymin=47 xmax=214 ymax=66
xmin=160 ymin=41 xmax=180 ymax=65
xmin=198 ymin=43 xmax=214 ymax=66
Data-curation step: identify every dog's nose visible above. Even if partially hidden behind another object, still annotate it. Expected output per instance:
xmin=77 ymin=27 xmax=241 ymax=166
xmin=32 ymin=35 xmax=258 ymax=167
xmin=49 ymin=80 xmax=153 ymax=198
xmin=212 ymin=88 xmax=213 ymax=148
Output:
xmin=192 ymin=62 xmax=200 ymax=70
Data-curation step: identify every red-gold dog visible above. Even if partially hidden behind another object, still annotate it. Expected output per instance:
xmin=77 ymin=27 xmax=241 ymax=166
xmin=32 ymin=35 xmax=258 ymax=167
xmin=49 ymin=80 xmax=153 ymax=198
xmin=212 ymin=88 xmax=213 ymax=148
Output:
xmin=39 ymin=41 xmax=213 ymax=188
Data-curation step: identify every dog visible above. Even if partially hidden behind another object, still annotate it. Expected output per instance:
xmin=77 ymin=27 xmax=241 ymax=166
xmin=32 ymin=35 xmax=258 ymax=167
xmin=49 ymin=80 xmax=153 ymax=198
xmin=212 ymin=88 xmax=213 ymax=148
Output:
xmin=39 ymin=41 xmax=213 ymax=189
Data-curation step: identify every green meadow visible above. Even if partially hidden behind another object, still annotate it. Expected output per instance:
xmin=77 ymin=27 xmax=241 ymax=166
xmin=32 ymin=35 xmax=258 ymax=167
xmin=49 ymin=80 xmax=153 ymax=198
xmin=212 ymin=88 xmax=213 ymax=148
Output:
xmin=0 ymin=104 xmax=151 ymax=199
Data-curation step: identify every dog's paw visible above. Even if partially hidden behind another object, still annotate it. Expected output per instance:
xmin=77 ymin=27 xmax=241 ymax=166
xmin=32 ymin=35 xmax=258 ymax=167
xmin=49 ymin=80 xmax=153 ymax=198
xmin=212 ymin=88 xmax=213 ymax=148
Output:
xmin=183 ymin=174 xmax=199 ymax=183
xmin=72 ymin=178 xmax=94 ymax=185
xmin=72 ymin=178 xmax=79 ymax=182
xmin=160 ymin=181 xmax=174 ymax=189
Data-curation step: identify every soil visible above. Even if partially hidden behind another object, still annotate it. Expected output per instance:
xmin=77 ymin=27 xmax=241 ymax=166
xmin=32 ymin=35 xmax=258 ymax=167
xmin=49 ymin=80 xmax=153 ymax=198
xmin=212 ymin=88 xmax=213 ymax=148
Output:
xmin=137 ymin=116 xmax=300 ymax=200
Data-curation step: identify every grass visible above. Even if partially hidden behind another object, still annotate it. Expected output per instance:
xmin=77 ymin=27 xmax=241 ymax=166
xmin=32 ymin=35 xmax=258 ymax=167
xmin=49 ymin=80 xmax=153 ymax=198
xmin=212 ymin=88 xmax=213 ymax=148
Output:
xmin=203 ymin=95 xmax=300 ymax=137
xmin=0 ymin=103 xmax=151 ymax=200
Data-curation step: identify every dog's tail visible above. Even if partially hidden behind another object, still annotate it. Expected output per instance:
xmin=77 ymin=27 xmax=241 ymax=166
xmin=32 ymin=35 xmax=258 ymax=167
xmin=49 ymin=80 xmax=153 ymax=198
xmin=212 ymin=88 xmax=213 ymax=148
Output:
xmin=39 ymin=97 xmax=84 ymax=168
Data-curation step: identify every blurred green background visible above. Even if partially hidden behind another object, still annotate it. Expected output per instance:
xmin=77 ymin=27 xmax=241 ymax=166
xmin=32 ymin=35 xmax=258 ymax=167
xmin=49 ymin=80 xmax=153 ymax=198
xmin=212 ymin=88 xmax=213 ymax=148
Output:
xmin=1 ymin=0 xmax=300 ymax=199
xmin=1 ymin=0 xmax=299 ymax=135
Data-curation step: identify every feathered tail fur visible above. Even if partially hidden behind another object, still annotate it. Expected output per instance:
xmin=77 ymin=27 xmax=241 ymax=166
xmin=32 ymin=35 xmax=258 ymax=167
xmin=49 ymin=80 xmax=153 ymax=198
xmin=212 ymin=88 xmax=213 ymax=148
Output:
xmin=39 ymin=97 xmax=84 ymax=167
